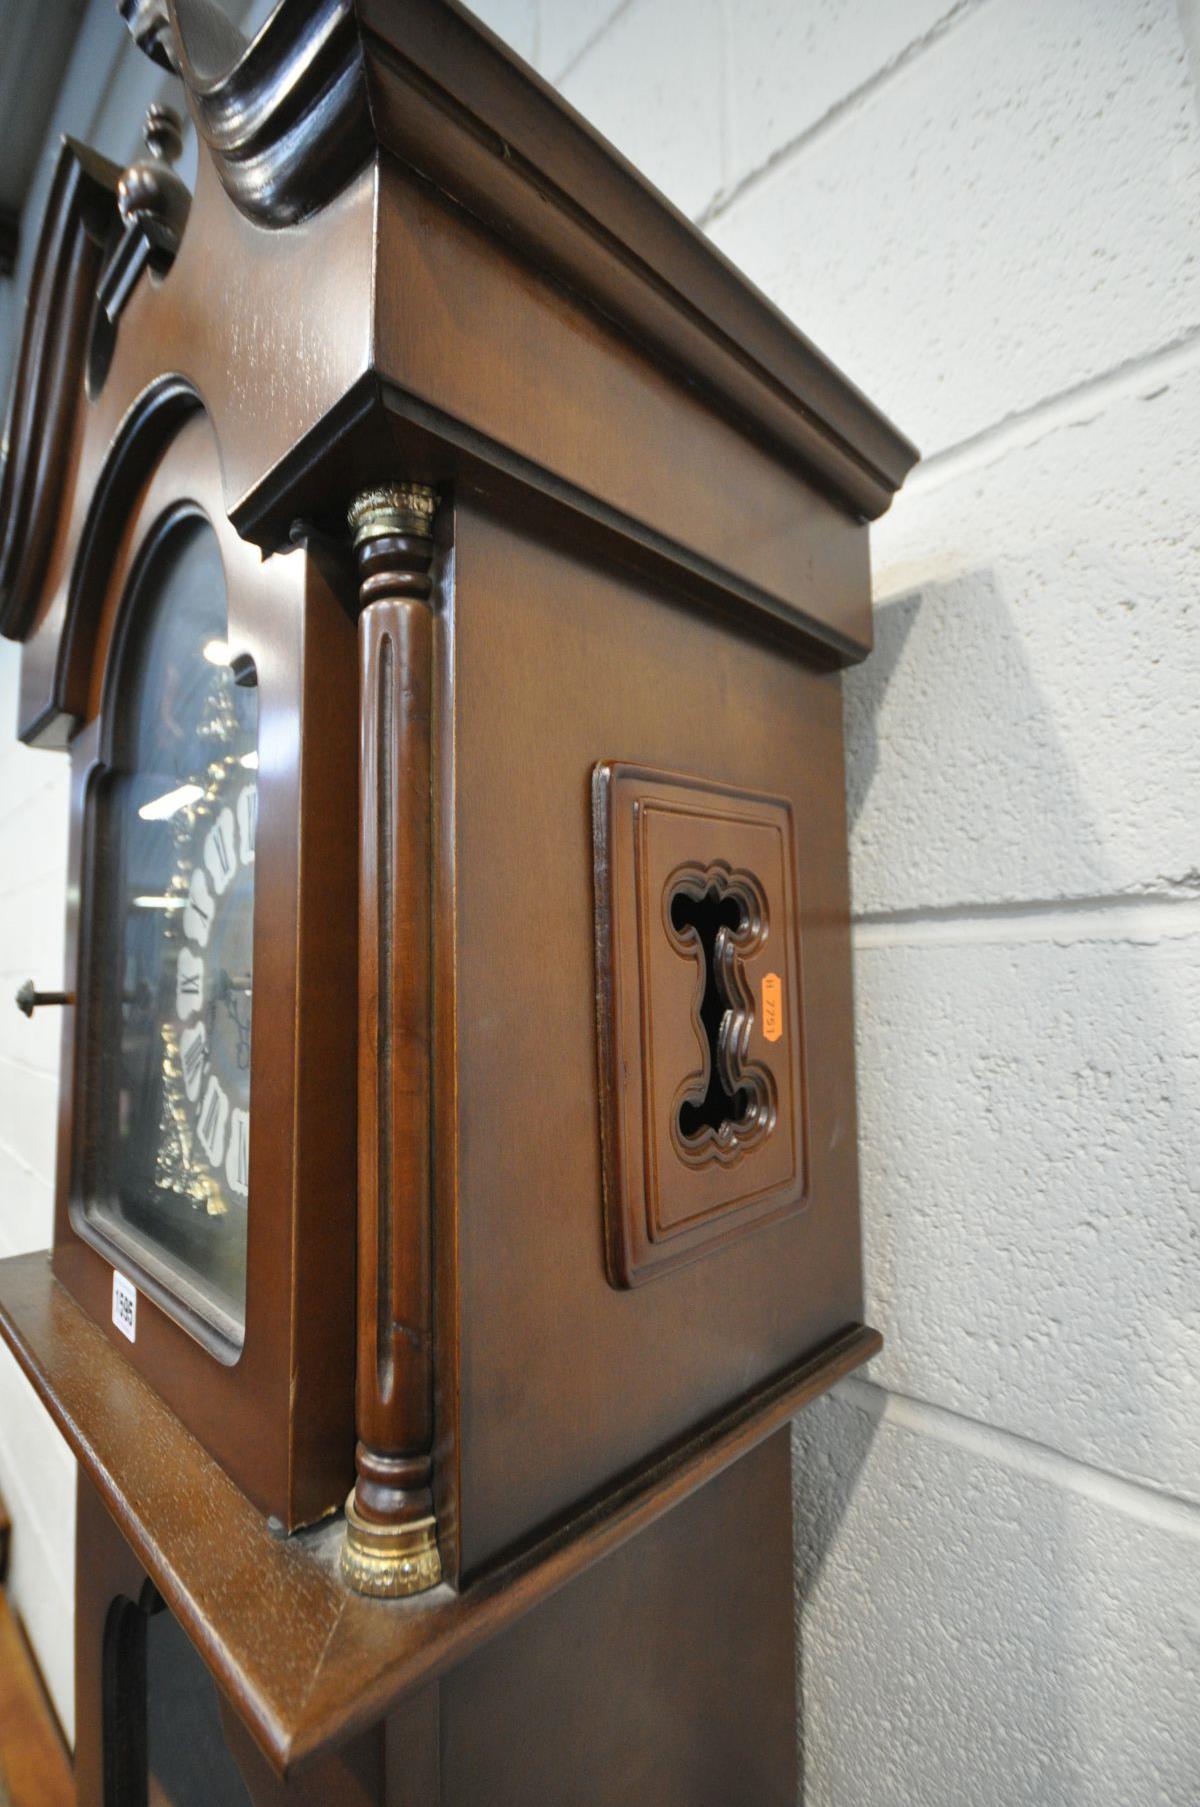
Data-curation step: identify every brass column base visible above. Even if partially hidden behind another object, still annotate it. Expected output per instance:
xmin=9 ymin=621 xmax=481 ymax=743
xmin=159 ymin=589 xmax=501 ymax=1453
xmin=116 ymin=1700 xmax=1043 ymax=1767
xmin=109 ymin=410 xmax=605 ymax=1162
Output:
xmin=340 ymin=1493 xmax=442 ymax=1598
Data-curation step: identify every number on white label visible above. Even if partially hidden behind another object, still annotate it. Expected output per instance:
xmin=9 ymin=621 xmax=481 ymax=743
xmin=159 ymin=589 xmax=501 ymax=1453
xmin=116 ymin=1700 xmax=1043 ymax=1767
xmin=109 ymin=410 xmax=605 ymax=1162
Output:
xmin=204 ymin=807 xmax=238 ymax=896
xmin=112 ymin=1270 xmax=137 ymax=1343
xmin=226 ymin=1108 xmax=250 ymax=1199
xmin=184 ymin=867 xmax=214 ymax=949
xmin=176 ymin=946 xmax=205 ymax=1020
xmin=237 ymin=784 xmax=257 ymax=865
xmin=197 ymin=1075 xmax=230 ymax=1168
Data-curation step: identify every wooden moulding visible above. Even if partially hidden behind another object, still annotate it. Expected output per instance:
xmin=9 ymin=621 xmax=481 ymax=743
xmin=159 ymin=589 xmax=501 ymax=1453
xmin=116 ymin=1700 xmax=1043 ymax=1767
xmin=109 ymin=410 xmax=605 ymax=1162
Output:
xmin=0 ymin=138 xmax=119 ymax=643
xmin=357 ymin=1 xmax=916 ymax=523
xmin=156 ymin=0 xmax=915 ymax=518
xmin=344 ymin=483 xmax=442 ymax=1597
xmin=159 ymin=0 xmax=372 ymax=229
xmin=0 ymin=1250 xmax=878 ymax=1775
xmin=1 ymin=1 xmax=915 ymax=751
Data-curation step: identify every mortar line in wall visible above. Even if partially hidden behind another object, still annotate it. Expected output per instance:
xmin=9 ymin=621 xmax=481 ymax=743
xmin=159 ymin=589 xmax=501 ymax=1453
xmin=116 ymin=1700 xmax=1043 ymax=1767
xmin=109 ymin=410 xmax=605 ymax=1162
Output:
xmin=0 ymin=1126 xmax=52 ymax=1175
xmin=834 ymin=1376 xmax=1200 ymax=1539
xmin=0 ymin=787 xmax=70 ymax=848
xmin=0 ymin=1048 xmax=60 ymax=1081
xmin=551 ymin=0 xmax=634 ymax=86
xmin=697 ymin=0 xmax=988 ymax=229
xmin=850 ymin=891 xmax=1200 ymax=950
xmin=0 ymin=1149 xmax=53 ymax=1197
xmin=902 ymin=325 xmax=1200 ymax=498
xmin=0 ymin=864 xmax=73 ymax=910
xmin=717 ymin=0 xmax=734 ymax=205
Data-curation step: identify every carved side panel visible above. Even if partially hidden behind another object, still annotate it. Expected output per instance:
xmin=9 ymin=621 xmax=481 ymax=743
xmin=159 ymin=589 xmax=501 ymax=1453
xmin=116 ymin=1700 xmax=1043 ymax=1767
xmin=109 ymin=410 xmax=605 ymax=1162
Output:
xmin=593 ymin=764 xmax=809 ymax=1287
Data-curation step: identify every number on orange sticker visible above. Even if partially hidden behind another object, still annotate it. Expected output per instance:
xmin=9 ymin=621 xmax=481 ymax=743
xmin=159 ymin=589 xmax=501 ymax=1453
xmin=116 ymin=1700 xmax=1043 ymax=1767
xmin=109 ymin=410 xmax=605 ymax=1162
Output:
xmin=761 ymin=971 xmax=783 ymax=1043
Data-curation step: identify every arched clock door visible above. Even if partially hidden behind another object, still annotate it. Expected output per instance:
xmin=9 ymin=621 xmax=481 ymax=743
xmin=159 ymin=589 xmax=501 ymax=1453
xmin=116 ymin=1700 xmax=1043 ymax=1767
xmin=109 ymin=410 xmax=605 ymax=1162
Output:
xmin=53 ymin=409 xmax=359 ymax=1530
xmin=76 ymin=506 xmax=257 ymax=1348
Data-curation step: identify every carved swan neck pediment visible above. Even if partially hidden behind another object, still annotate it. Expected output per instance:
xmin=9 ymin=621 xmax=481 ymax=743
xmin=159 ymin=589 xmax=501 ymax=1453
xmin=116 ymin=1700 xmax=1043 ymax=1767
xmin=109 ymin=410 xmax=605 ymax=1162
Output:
xmin=123 ymin=0 xmax=373 ymax=230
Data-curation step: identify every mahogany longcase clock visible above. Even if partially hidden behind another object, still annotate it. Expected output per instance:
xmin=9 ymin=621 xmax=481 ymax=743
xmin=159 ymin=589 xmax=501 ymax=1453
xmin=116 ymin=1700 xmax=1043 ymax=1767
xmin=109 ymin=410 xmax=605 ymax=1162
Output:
xmin=0 ymin=1 xmax=916 ymax=1801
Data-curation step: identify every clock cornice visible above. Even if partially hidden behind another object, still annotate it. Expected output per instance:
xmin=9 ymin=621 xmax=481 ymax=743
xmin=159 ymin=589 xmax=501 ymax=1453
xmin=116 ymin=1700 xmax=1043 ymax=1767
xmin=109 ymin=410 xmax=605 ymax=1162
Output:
xmin=155 ymin=0 xmax=915 ymax=518
xmin=2 ymin=0 xmax=919 ymax=745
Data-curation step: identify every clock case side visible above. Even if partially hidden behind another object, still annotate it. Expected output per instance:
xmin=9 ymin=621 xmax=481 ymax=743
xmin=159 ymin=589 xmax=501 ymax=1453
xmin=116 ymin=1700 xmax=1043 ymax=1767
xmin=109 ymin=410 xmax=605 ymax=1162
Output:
xmin=0 ymin=0 xmax=920 ymax=1601
xmin=50 ymin=412 xmax=359 ymax=1530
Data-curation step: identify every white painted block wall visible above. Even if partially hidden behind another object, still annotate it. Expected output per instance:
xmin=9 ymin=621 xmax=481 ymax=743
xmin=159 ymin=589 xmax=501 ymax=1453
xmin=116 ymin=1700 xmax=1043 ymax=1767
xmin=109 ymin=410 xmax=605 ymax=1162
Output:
xmin=0 ymin=1 xmax=1195 ymax=1793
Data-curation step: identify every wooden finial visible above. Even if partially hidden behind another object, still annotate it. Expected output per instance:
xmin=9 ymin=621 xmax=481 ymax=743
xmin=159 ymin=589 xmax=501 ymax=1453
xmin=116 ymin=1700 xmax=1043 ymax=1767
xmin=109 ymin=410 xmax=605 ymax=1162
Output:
xmin=116 ymin=104 xmax=190 ymax=261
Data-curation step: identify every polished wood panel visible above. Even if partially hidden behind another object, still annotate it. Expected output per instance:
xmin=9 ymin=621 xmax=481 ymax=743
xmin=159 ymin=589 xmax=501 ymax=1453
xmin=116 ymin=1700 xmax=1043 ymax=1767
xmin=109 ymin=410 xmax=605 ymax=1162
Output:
xmin=0 ymin=1249 xmax=876 ymax=1773
xmin=12 ymin=148 xmax=374 ymax=744
xmin=75 ymin=1423 xmax=794 ymax=1807
xmin=448 ymin=496 xmax=866 ymax=1575
xmin=440 ymin=1432 xmax=796 ymax=1807
xmin=373 ymin=161 xmax=875 ymax=659
xmin=74 ymin=1474 xmax=387 ymax=1807
xmin=126 ymin=0 xmax=915 ymax=515
xmin=359 ymin=0 xmax=915 ymax=518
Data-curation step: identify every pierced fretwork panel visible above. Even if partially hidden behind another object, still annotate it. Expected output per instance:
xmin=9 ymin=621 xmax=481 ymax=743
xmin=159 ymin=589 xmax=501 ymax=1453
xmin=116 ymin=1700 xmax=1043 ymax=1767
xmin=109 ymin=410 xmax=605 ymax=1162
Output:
xmin=593 ymin=764 xmax=809 ymax=1287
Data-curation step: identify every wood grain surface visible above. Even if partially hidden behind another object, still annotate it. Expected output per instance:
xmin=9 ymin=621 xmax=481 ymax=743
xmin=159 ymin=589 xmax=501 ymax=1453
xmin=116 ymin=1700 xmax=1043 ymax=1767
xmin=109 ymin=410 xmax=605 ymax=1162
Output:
xmin=0 ymin=1249 xmax=877 ymax=1774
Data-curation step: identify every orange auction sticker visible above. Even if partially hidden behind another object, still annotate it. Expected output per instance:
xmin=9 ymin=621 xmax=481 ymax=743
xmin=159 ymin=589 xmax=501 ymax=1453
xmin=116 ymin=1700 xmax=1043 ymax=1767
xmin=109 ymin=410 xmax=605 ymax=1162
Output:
xmin=761 ymin=971 xmax=783 ymax=1043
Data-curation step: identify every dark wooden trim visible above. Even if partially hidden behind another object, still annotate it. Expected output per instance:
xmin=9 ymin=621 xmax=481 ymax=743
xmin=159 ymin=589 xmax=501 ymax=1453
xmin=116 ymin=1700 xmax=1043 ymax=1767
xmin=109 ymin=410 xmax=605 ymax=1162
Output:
xmin=348 ymin=499 xmax=441 ymax=1588
xmin=164 ymin=0 xmax=372 ymax=227
xmin=0 ymin=140 xmax=119 ymax=643
xmin=228 ymin=371 xmax=874 ymax=669
xmin=49 ymin=378 xmax=202 ymax=734
xmin=0 ymin=1249 xmax=879 ymax=1774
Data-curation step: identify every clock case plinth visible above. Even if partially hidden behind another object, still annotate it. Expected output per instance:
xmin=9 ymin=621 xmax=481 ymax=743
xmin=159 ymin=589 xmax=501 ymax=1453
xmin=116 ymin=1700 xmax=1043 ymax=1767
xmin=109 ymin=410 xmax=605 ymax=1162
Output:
xmin=0 ymin=0 xmax=915 ymax=1797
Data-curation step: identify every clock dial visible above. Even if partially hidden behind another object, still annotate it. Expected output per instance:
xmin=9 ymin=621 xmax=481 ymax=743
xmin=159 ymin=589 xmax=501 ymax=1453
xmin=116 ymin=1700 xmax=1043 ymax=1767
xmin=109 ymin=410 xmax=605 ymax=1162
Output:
xmin=82 ymin=519 xmax=257 ymax=1345
xmin=158 ymin=742 xmax=255 ymax=1217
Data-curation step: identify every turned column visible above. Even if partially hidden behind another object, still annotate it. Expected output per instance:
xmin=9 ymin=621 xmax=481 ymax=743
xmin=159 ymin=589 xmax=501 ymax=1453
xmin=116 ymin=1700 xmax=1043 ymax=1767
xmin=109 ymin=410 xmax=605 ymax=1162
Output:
xmin=341 ymin=483 xmax=442 ymax=1597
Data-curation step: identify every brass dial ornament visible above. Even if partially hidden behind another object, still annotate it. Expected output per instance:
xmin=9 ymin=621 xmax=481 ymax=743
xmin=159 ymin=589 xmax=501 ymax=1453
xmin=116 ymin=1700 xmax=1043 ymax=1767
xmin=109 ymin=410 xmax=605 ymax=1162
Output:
xmin=155 ymin=693 xmax=257 ymax=1218
xmin=81 ymin=517 xmax=258 ymax=1340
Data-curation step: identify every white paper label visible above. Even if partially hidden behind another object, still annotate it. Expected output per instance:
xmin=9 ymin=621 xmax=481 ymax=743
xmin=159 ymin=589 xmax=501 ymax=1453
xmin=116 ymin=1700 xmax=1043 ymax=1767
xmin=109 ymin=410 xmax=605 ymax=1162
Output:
xmin=112 ymin=1270 xmax=137 ymax=1343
